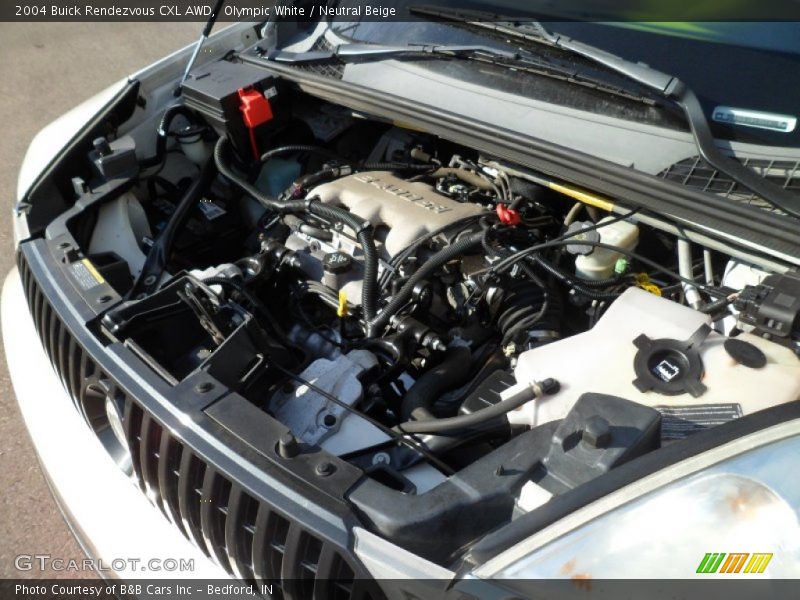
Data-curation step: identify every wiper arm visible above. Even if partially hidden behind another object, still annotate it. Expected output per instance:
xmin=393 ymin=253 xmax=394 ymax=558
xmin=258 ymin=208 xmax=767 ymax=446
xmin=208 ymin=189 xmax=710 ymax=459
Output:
xmin=410 ymin=4 xmax=800 ymax=218
xmin=410 ymin=5 xmax=676 ymax=90
xmin=265 ymin=42 xmax=519 ymax=64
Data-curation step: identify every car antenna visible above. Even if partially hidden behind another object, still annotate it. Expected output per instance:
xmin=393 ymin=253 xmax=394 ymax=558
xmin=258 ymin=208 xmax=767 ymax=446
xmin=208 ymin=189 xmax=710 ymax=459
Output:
xmin=176 ymin=0 xmax=227 ymax=95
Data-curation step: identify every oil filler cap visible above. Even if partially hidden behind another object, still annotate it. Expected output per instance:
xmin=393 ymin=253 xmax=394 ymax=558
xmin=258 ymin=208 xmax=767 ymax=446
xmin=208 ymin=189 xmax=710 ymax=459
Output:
xmin=323 ymin=252 xmax=353 ymax=274
xmin=632 ymin=324 xmax=711 ymax=398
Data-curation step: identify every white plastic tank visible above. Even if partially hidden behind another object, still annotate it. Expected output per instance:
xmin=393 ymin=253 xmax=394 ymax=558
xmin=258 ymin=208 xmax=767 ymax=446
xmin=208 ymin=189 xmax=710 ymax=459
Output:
xmin=511 ymin=288 xmax=800 ymax=436
xmin=575 ymin=217 xmax=639 ymax=280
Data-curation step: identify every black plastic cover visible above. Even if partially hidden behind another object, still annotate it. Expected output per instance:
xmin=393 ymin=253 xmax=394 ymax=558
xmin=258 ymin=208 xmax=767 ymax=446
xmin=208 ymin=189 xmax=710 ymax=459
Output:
xmin=735 ymin=272 xmax=800 ymax=340
xmin=89 ymin=135 xmax=139 ymax=181
xmin=181 ymin=60 xmax=286 ymax=160
xmin=539 ymin=393 xmax=661 ymax=493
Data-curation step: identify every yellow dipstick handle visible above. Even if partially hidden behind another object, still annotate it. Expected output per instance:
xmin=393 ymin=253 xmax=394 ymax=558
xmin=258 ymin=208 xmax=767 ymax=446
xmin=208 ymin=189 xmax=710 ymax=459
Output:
xmin=337 ymin=290 xmax=349 ymax=317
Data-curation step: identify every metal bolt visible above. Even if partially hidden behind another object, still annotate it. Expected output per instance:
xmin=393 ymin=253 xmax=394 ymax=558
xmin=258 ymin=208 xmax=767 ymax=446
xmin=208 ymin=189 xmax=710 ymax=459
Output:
xmin=315 ymin=461 xmax=336 ymax=477
xmin=539 ymin=378 xmax=561 ymax=396
xmin=195 ymin=381 xmax=214 ymax=393
xmin=427 ymin=337 xmax=446 ymax=352
xmin=582 ymin=415 xmax=611 ymax=449
xmin=143 ymin=275 xmax=157 ymax=286
xmin=277 ymin=432 xmax=299 ymax=459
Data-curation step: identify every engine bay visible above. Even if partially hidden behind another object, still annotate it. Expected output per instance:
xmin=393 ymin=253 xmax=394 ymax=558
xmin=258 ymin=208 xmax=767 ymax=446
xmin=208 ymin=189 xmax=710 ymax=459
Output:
xmin=43 ymin=56 xmax=800 ymax=560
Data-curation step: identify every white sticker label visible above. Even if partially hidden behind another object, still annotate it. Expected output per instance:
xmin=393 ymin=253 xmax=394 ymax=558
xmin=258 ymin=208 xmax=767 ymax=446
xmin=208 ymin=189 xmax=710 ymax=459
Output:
xmin=654 ymin=359 xmax=681 ymax=382
xmin=197 ymin=200 xmax=226 ymax=220
xmin=712 ymin=106 xmax=797 ymax=133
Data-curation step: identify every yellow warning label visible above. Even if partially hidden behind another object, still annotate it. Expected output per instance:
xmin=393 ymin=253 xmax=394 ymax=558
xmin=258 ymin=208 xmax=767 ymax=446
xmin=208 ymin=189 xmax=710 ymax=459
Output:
xmin=81 ymin=258 xmax=105 ymax=284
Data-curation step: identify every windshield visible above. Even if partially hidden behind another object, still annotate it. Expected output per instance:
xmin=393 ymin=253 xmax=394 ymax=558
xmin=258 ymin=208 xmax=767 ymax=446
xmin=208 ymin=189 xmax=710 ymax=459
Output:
xmin=328 ymin=14 xmax=800 ymax=148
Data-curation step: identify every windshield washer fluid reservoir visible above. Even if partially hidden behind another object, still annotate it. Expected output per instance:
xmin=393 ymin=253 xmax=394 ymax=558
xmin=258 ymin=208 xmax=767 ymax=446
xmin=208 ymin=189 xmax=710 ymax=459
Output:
xmin=511 ymin=288 xmax=800 ymax=435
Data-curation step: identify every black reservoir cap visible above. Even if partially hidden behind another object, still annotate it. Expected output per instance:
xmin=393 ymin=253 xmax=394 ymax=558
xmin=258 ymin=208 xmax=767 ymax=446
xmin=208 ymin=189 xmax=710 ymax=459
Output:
xmin=323 ymin=252 xmax=353 ymax=274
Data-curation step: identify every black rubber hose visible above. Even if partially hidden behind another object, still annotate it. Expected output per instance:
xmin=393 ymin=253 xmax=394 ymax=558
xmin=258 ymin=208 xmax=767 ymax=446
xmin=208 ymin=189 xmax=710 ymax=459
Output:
xmin=295 ymin=162 xmax=433 ymax=191
xmin=215 ymin=136 xmax=305 ymax=213
xmin=368 ymin=231 xmax=484 ymax=336
xmin=361 ymin=162 xmax=433 ymax=171
xmin=128 ymin=158 xmax=217 ymax=298
xmin=215 ymin=136 xmax=380 ymax=319
xmin=529 ymin=255 xmax=623 ymax=300
xmin=294 ymin=166 xmax=351 ymax=190
xmin=304 ymin=202 xmax=379 ymax=320
xmin=359 ymin=232 xmax=379 ymax=320
xmin=481 ymin=227 xmax=559 ymax=345
xmin=397 ymin=419 xmax=516 ymax=465
xmin=496 ymin=278 xmax=561 ymax=347
xmin=298 ymin=223 xmax=333 ymax=240
xmin=259 ymin=145 xmax=436 ymax=172
xmin=260 ymin=144 xmax=348 ymax=163
xmin=400 ymin=346 xmax=473 ymax=422
xmin=379 ymin=213 xmax=486 ymax=293
xmin=395 ymin=378 xmax=560 ymax=435
xmin=304 ymin=201 xmax=368 ymax=238
xmin=140 ymin=104 xmax=197 ymax=169
xmin=699 ymin=295 xmax=734 ymax=315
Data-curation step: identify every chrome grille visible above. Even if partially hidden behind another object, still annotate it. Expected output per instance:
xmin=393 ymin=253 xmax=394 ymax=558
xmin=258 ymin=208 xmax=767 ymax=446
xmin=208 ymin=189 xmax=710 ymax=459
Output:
xmin=17 ymin=250 xmax=379 ymax=599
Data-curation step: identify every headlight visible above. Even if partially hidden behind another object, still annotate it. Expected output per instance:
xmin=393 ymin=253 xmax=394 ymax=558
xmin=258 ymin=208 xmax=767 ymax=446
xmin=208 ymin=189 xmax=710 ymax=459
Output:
xmin=473 ymin=433 xmax=800 ymax=582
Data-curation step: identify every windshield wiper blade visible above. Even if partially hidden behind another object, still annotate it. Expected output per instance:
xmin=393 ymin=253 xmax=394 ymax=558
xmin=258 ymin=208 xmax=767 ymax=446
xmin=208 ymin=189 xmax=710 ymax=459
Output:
xmin=410 ymin=4 xmax=800 ymax=218
xmin=265 ymin=42 xmax=519 ymax=64
xmin=266 ymin=39 xmax=655 ymax=106
xmin=410 ymin=5 xmax=676 ymax=90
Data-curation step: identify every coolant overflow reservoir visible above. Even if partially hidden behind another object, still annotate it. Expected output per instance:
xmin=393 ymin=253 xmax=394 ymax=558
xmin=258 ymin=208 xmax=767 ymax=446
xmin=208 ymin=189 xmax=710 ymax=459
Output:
xmin=575 ymin=217 xmax=639 ymax=280
xmin=511 ymin=288 xmax=800 ymax=440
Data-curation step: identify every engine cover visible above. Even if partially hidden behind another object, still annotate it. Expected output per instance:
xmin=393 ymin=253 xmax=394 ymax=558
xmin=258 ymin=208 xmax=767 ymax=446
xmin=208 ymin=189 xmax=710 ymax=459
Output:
xmin=309 ymin=171 xmax=485 ymax=257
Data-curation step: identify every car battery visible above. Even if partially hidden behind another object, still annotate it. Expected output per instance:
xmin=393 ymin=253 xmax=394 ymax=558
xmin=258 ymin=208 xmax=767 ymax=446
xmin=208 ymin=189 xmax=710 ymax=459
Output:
xmin=181 ymin=60 xmax=288 ymax=162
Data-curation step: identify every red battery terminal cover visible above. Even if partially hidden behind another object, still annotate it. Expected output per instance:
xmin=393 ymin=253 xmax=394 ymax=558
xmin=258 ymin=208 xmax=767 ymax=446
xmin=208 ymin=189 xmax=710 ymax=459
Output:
xmin=496 ymin=204 xmax=521 ymax=226
xmin=238 ymin=87 xmax=273 ymax=159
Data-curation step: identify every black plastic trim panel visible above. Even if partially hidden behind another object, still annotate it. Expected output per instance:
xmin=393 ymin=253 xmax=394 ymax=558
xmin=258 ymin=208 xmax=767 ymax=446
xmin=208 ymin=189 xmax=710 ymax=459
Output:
xmin=467 ymin=398 xmax=800 ymax=566
xmin=17 ymin=241 xmax=383 ymax=600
